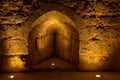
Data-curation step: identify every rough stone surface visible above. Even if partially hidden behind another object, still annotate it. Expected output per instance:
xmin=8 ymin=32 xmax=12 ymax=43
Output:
xmin=0 ymin=56 xmax=27 ymax=72
xmin=0 ymin=0 xmax=120 ymax=72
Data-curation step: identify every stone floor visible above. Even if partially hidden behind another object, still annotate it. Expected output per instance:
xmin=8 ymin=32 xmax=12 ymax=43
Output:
xmin=0 ymin=72 xmax=120 ymax=80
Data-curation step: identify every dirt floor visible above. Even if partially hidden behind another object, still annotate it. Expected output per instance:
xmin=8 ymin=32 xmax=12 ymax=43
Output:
xmin=0 ymin=72 xmax=120 ymax=80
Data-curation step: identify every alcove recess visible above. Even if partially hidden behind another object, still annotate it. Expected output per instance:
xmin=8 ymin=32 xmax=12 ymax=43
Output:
xmin=27 ymin=11 xmax=80 ymax=71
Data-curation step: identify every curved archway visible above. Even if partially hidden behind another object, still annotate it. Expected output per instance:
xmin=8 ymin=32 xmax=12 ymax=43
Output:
xmin=27 ymin=11 xmax=79 ymax=71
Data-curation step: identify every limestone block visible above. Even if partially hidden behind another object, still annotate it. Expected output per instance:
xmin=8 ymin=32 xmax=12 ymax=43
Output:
xmin=0 ymin=39 xmax=28 ymax=56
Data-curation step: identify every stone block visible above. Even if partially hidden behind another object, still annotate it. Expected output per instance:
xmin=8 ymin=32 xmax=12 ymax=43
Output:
xmin=0 ymin=39 xmax=28 ymax=56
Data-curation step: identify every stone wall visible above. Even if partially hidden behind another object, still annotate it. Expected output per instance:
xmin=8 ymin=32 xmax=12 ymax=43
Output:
xmin=0 ymin=0 xmax=120 ymax=72
xmin=76 ymin=0 xmax=120 ymax=71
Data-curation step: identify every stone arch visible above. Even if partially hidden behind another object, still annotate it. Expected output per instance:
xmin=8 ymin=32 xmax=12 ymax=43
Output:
xmin=27 ymin=11 xmax=79 ymax=70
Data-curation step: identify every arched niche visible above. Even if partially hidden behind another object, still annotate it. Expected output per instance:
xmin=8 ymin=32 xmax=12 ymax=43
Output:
xmin=27 ymin=11 xmax=79 ymax=71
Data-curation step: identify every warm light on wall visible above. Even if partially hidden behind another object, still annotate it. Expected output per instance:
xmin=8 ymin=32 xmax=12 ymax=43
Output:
xmin=2 ymin=56 xmax=26 ymax=72
xmin=79 ymin=29 xmax=117 ymax=70
xmin=79 ymin=41 xmax=109 ymax=70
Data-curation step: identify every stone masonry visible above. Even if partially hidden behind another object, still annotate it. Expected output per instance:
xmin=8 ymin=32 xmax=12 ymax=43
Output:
xmin=0 ymin=0 xmax=120 ymax=72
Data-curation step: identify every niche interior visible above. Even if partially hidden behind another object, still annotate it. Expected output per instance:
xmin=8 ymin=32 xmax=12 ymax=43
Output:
xmin=27 ymin=11 xmax=79 ymax=71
